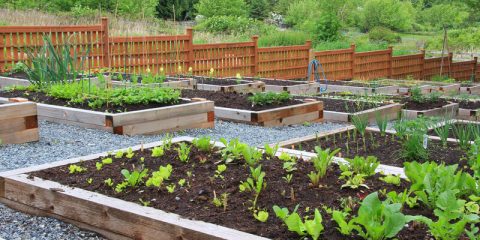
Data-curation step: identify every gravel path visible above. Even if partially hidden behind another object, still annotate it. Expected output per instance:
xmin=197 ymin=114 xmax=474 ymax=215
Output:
xmin=0 ymin=120 xmax=347 ymax=239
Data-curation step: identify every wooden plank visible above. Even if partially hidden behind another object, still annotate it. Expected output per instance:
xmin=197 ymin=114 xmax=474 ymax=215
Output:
xmin=0 ymin=102 xmax=36 ymax=120
xmin=112 ymin=101 xmax=214 ymax=126
xmin=0 ymin=76 xmax=31 ymax=88
xmin=256 ymin=101 xmax=322 ymax=122
xmin=37 ymin=104 xmax=107 ymax=127
xmin=121 ymin=112 xmax=212 ymax=136
xmin=0 ymin=128 xmax=38 ymax=144
xmin=215 ymin=107 xmax=252 ymax=122
xmin=261 ymin=111 xmax=321 ymax=127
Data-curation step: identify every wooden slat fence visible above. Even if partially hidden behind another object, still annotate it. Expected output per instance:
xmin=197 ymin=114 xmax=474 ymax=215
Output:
xmin=391 ymin=52 xmax=425 ymax=80
xmin=0 ymin=18 xmax=107 ymax=71
xmin=353 ymin=47 xmax=393 ymax=80
xmin=450 ymin=58 xmax=477 ymax=81
xmin=314 ymin=45 xmax=354 ymax=80
xmin=0 ymin=17 xmax=478 ymax=81
xmin=257 ymin=41 xmax=310 ymax=80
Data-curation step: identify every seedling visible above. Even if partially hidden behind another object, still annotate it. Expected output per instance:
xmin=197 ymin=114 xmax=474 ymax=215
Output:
xmin=114 ymin=150 xmax=124 ymax=159
xmin=253 ymin=209 xmax=269 ymax=223
xmin=96 ymin=157 xmax=113 ymax=170
xmin=68 ymin=164 xmax=86 ymax=174
xmin=192 ymin=136 xmax=213 ymax=152
xmin=175 ymin=142 xmax=191 ymax=163
xmin=125 ymin=148 xmax=134 ymax=159
xmin=166 ymin=184 xmax=176 ymax=193
xmin=146 ymin=164 xmax=173 ymax=188
xmin=214 ymin=164 xmax=227 ymax=179
xmin=104 ymin=178 xmax=114 ymax=187
xmin=151 ymin=146 xmax=165 ymax=157
xmin=307 ymin=147 xmax=340 ymax=187
xmin=273 ymin=205 xmax=324 ymax=240
xmin=283 ymin=174 xmax=293 ymax=184
xmin=162 ymin=134 xmax=173 ymax=150
xmin=212 ymin=191 xmax=229 ymax=212
xmin=263 ymin=144 xmax=279 ymax=159
xmin=86 ymin=178 xmax=93 ymax=184
xmin=379 ymin=174 xmax=401 ymax=186
xmin=239 ymin=165 xmax=266 ymax=209
xmin=178 ymin=179 xmax=186 ymax=187
xmin=121 ymin=168 xmax=149 ymax=187
xmin=139 ymin=198 xmax=150 ymax=207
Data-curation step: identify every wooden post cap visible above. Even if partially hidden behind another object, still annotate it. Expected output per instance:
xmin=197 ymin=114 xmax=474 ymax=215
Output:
xmin=9 ymin=97 xmax=29 ymax=102
xmin=191 ymin=98 xmax=207 ymax=102
xmin=303 ymin=98 xmax=317 ymax=102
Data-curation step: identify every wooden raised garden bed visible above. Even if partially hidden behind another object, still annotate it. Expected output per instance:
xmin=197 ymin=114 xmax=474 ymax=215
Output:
xmin=272 ymin=126 xmax=467 ymax=170
xmin=460 ymin=84 xmax=480 ymax=95
xmin=0 ymin=75 xmax=32 ymax=89
xmin=401 ymin=101 xmax=458 ymax=119
xmin=0 ymin=136 xmax=422 ymax=240
xmin=0 ymin=98 xmax=39 ymax=144
xmin=227 ymin=77 xmax=320 ymax=95
xmin=454 ymin=100 xmax=480 ymax=121
xmin=104 ymin=73 xmax=197 ymax=89
xmin=318 ymin=80 xmax=400 ymax=95
xmin=187 ymin=76 xmax=265 ymax=93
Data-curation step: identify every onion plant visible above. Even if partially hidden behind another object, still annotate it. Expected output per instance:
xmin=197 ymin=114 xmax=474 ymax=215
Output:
xmin=23 ymin=35 xmax=90 ymax=89
xmin=433 ymin=119 xmax=451 ymax=147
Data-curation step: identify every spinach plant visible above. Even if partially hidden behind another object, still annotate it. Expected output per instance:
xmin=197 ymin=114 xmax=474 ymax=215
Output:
xmin=239 ymin=165 xmax=266 ymax=209
xmin=307 ymin=146 xmax=340 ymax=187
xmin=192 ymin=136 xmax=213 ymax=152
xmin=273 ymin=205 xmax=324 ymax=240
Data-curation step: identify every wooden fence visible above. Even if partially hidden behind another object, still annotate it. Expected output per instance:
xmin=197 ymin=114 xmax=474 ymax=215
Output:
xmin=0 ymin=17 xmax=478 ymax=81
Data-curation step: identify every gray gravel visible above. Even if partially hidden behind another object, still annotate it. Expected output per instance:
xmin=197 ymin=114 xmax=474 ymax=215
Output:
xmin=0 ymin=120 xmax=347 ymax=239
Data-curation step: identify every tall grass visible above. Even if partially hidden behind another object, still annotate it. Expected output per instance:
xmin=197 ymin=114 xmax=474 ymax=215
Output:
xmin=314 ymin=40 xmax=387 ymax=52
xmin=258 ymin=30 xmax=310 ymax=47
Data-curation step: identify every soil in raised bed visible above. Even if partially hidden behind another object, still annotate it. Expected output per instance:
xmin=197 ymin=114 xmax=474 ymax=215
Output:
xmin=0 ymin=89 xmax=189 ymax=113
xmin=2 ymin=71 xmax=88 ymax=80
xmin=260 ymin=79 xmax=308 ymax=86
xmin=29 ymin=143 xmax=432 ymax=239
xmin=320 ymin=80 xmax=388 ymax=88
xmin=188 ymin=76 xmax=253 ymax=86
xmin=181 ymin=89 xmax=305 ymax=111
xmin=298 ymin=96 xmax=384 ymax=113
xmin=428 ymin=122 xmax=480 ymax=141
xmin=401 ymin=98 xmax=450 ymax=111
xmin=290 ymin=130 xmax=468 ymax=168
xmin=452 ymin=100 xmax=480 ymax=109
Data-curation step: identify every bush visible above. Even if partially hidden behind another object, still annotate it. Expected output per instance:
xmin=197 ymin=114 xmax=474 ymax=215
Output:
xmin=195 ymin=0 xmax=248 ymax=18
xmin=258 ymin=30 xmax=310 ymax=47
xmin=420 ymin=4 xmax=469 ymax=30
xmin=358 ymin=0 xmax=415 ymax=32
xmin=368 ymin=27 xmax=401 ymax=44
xmin=195 ymin=16 xmax=272 ymax=35
xmin=284 ymin=0 xmax=319 ymax=28
xmin=426 ymin=27 xmax=480 ymax=51
xmin=311 ymin=13 xmax=341 ymax=42
xmin=246 ymin=0 xmax=270 ymax=20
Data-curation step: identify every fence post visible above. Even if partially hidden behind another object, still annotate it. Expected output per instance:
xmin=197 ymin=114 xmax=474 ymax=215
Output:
xmin=420 ymin=49 xmax=426 ymax=80
xmin=101 ymin=17 xmax=110 ymax=69
xmin=448 ymin=52 xmax=453 ymax=77
xmin=388 ymin=46 xmax=393 ymax=78
xmin=186 ymin=28 xmax=194 ymax=73
xmin=473 ymin=57 xmax=478 ymax=81
xmin=251 ymin=35 xmax=258 ymax=77
xmin=306 ymin=40 xmax=313 ymax=82
xmin=350 ymin=44 xmax=356 ymax=80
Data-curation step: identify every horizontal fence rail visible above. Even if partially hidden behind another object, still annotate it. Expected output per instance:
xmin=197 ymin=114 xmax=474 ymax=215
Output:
xmin=0 ymin=17 xmax=478 ymax=81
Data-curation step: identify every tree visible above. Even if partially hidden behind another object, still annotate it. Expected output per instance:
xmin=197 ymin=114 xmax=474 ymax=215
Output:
xmin=246 ymin=0 xmax=269 ymax=20
xmin=157 ymin=0 xmax=198 ymax=20
xmin=421 ymin=4 xmax=469 ymax=30
xmin=195 ymin=0 xmax=248 ymax=18
xmin=312 ymin=12 xmax=341 ymax=42
xmin=358 ymin=0 xmax=416 ymax=32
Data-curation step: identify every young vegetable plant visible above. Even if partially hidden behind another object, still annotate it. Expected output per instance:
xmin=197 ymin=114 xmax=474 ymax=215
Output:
xmin=175 ymin=142 xmax=191 ymax=163
xmin=351 ymin=115 xmax=369 ymax=150
xmin=116 ymin=168 xmax=149 ymax=193
xmin=307 ymin=147 xmax=340 ymax=187
xmin=220 ymin=138 xmax=247 ymax=164
xmin=242 ymin=146 xmax=263 ymax=167
xmin=379 ymin=174 xmax=401 ymax=186
xmin=239 ymin=165 xmax=266 ymax=209
xmin=192 ymin=136 xmax=213 ymax=152
xmin=145 ymin=164 xmax=173 ymax=188
xmin=214 ymin=164 xmax=227 ymax=179
xmin=68 ymin=164 xmax=87 ymax=174
xmin=263 ymin=143 xmax=279 ymax=159
xmin=253 ymin=209 xmax=269 ymax=223
xmin=409 ymin=190 xmax=480 ymax=240
xmin=96 ymin=157 xmax=113 ymax=171
xmin=212 ymin=191 xmax=229 ymax=212
xmin=273 ymin=205 xmax=324 ymax=240
xmin=332 ymin=192 xmax=413 ymax=240
xmin=375 ymin=112 xmax=388 ymax=137
xmin=151 ymin=146 xmax=165 ymax=157
xmin=433 ymin=120 xmax=451 ymax=147
xmin=248 ymin=91 xmax=292 ymax=106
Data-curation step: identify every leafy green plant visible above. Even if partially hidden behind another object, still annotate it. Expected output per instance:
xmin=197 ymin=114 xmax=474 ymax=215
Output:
xmin=145 ymin=164 xmax=173 ymax=188
xmin=273 ymin=205 xmax=324 ymax=240
xmin=175 ymin=142 xmax=191 ymax=163
xmin=307 ymin=146 xmax=340 ymax=187
xmin=410 ymin=87 xmax=425 ymax=103
xmin=409 ymin=190 xmax=480 ymax=240
xmin=192 ymin=136 xmax=213 ymax=152
xmin=166 ymin=184 xmax=176 ymax=193
xmin=263 ymin=143 xmax=278 ymax=159
xmin=68 ymin=164 xmax=86 ymax=174
xmin=220 ymin=138 xmax=247 ymax=163
xmin=253 ymin=209 xmax=269 ymax=223
xmin=214 ymin=164 xmax=227 ymax=179
xmin=104 ymin=178 xmax=114 ymax=187
xmin=332 ymin=192 xmax=412 ymax=240
xmin=278 ymin=152 xmax=296 ymax=162
xmin=212 ymin=191 xmax=229 ymax=212
xmin=242 ymin=146 xmax=263 ymax=167
xmin=405 ymin=161 xmax=476 ymax=209
xmin=151 ymin=146 xmax=165 ymax=157
xmin=96 ymin=157 xmax=113 ymax=171
xmin=121 ymin=168 xmax=149 ymax=187
xmin=248 ymin=91 xmax=292 ymax=106
xmin=344 ymin=156 xmax=379 ymax=177
xmin=379 ymin=174 xmax=401 ymax=186
xmin=385 ymin=189 xmax=418 ymax=209
xmin=239 ymin=165 xmax=266 ymax=209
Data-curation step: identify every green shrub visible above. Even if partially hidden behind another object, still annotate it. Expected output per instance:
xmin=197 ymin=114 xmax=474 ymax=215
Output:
xmin=195 ymin=0 xmax=248 ymax=18
xmin=368 ymin=27 xmax=401 ymax=44
xmin=358 ymin=0 xmax=416 ymax=32
xmin=284 ymin=0 xmax=319 ymax=28
xmin=420 ymin=4 xmax=469 ymax=30
xmin=246 ymin=0 xmax=270 ymax=20
xmin=311 ymin=13 xmax=341 ymax=42
xmin=195 ymin=16 xmax=273 ymax=35
xmin=258 ymin=31 xmax=310 ymax=47
xmin=426 ymin=27 xmax=480 ymax=51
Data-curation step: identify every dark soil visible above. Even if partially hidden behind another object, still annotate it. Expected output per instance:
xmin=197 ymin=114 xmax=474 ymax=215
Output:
xmin=298 ymin=96 xmax=384 ymax=113
xmin=0 ymin=89 xmax=187 ymax=113
xmin=292 ymin=130 xmax=468 ymax=168
xmin=181 ymin=89 xmax=304 ymax=111
xmin=233 ymin=76 xmax=308 ymax=84
xmin=185 ymin=76 xmax=253 ymax=86
xmin=452 ymin=100 xmax=480 ymax=110
xmin=29 ymin=143 xmax=432 ymax=239
xmin=428 ymin=122 xmax=480 ymax=141
xmin=401 ymin=98 xmax=450 ymax=111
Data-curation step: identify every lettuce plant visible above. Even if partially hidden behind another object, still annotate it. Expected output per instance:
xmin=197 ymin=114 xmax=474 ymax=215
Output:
xmin=175 ymin=142 xmax=191 ymax=163
xmin=332 ymin=192 xmax=411 ymax=240
xmin=273 ymin=205 xmax=324 ymax=240
xmin=307 ymin=147 xmax=340 ymax=187
xmin=146 ymin=164 xmax=172 ymax=187
xmin=220 ymin=138 xmax=247 ymax=163
xmin=263 ymin=143 xmax=278 ymax=159
xmin=239 ymin=165 xmax=266 ymax=209
xmin=192 ymin=136 xmax=213 ymax=152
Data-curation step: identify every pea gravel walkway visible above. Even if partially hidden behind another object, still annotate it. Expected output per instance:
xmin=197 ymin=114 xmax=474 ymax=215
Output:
xmin=0 ymin=120 xmax=348 ymax=239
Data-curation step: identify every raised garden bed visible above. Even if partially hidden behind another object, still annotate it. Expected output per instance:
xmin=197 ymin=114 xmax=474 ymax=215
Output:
xmin=227 ymin=77 xmax=320 ymax=95
xmin=0 ymin=98 xmax=38 ymax=144
xmin=400 ymin=98 xmax=458 ymax=119
xmin=460 ymin=84 xmax=480 ymax=95
xmin=0 ymin=137 xmax=433 ymax=239
xmin=453 ymin=100 xmax=480 ymax=121
xmin=0 ymin=75 xmax=34 ymax=89
xmin=318 ymin=80 xmax=400 ymax=95
xmin=274 ymin=126 xmax=467 ymax=169
xmin=0 ymin=89 xmax=214 ymax=136
xmin=188 ymin=76 xmax=265 ymax=94
xmin=181 ymin=90 xmax=323 ymax=126
xmin=427 ymin=119 xmax=480 ymax=142
xmin=298 ymin=96 xmax=402 ymax=123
